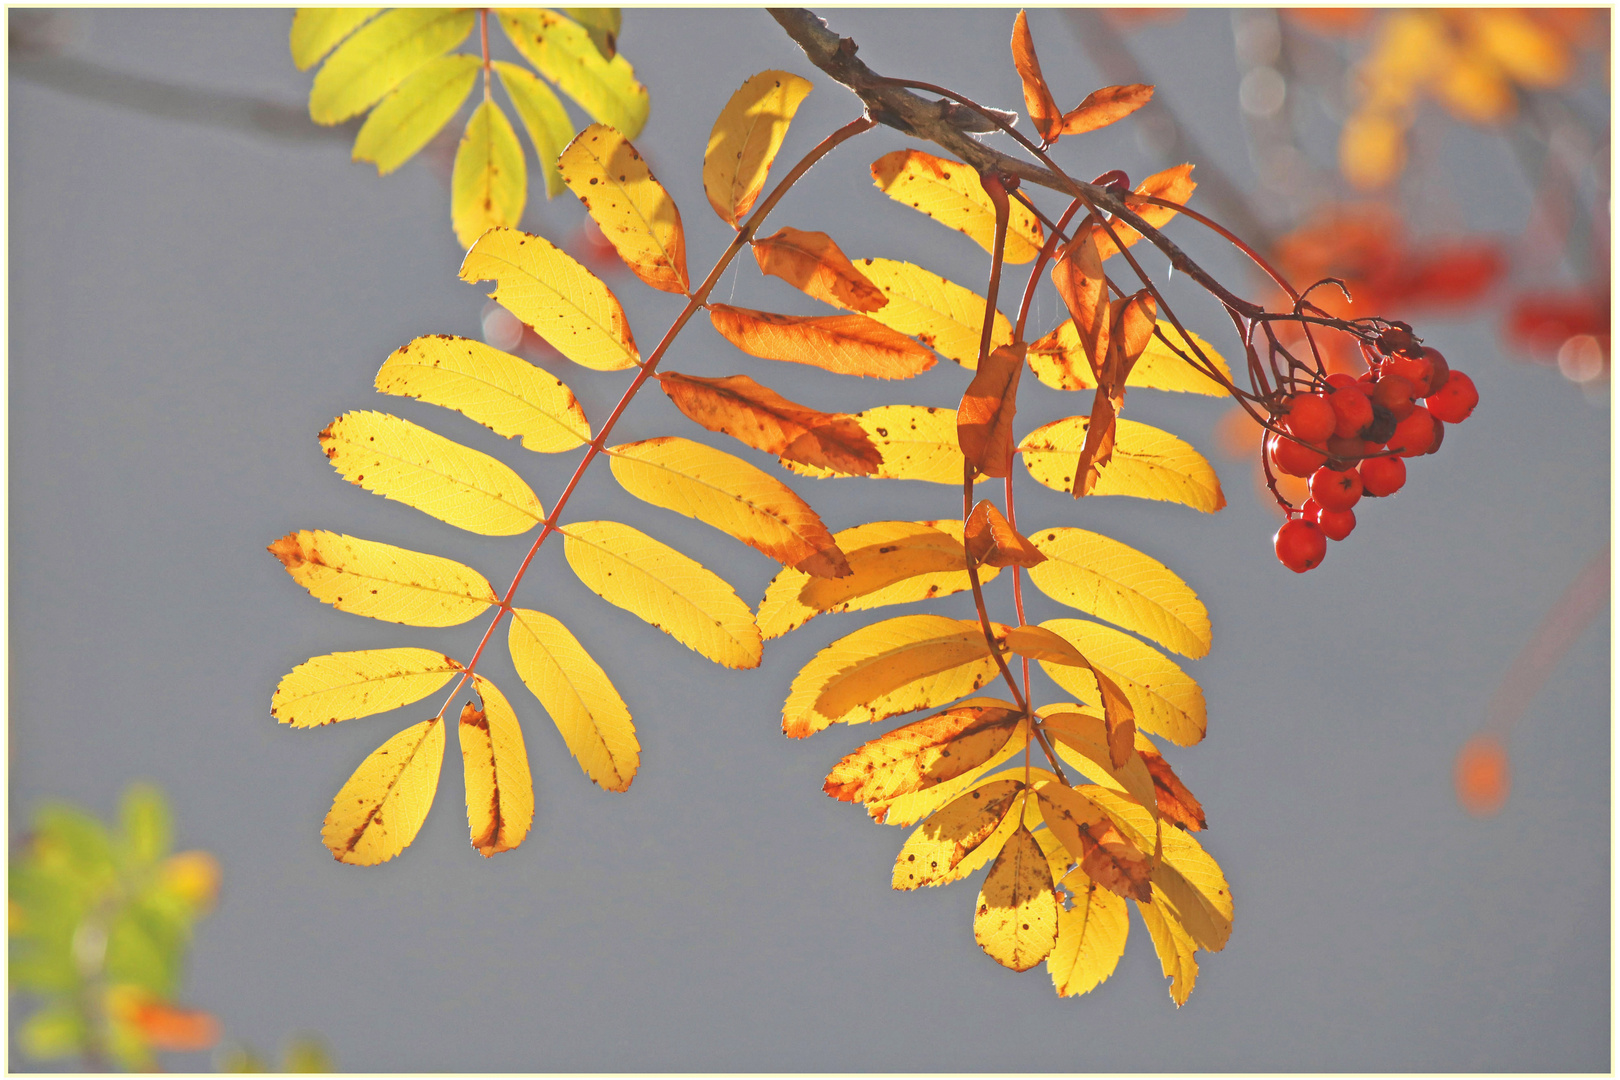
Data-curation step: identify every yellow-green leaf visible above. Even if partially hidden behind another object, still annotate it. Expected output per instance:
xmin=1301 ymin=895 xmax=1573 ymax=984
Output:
xmin=608 ymin=436 xmax=847 ymax=578
xmin=779 ymin=405 xmax=987 ymax=486
xmin=560 ymin=519 xmax=761 ymax=669
xmin=272 ymin=647 xmax=463 ymax=729
xmin=1137 ymin=890 xmax=1199 ymax=1005
xmin=823 ymin=702 xmax=1024 ymax=805
xmin=459 ymin=227 xmax=638 ymax=371
xmin=319 ymin=411 xmax=545 ymax=536
xmin=1020 ymin=416 xmax=1225 ymax=513
xmin=375 ymin=334 xmax=591 ymax=453
xmin=974 ymin=823 xmax=1059 ymax=971
xmin=290 ymin=8 xmax=381 ymax=71
xmin=1028 ymin=318 xmax=1233 ymax=395
xmin=321 ymin=717 xmax=445 ymax=865
xmin=508 ymin=607 xmax=639 ymax=791
xmin=494 ymin=60 xmax=573 ymax=199
xmin=850 ymin=258 xmax=1013 ymax=369
xmin=460 ymin=677 xmax=534 ymax=857
xmin=452 ymin=100 xmax=527 ymax=248
xmin=892 ymin=776 xmax=1024 ymax=889
xmin=308 ymin=8 xmax=475 ymax=125
xmin=562 ymin=7 xmax=619 ymax=60
xmin=1034 ymin=829 xmax=1131 ymax=998
xmin=757 ymin=519 xmax=999 ymax=640
xmin=497 ymin=9 xmax=648 ymax=138
xmin=268 ymin=530 xmax=497 ymax=627
xmin=352 ymin=52 xmax=479 ymax=175
xmin=1026 ymin=527 xmax=1210 ymax=659
xmin=1038 ymin=619 xmax=1206 ymax=746
xmin=781 ymin=614 xmax=1007 ymax=738
xmin=704 ymin=70 xmax=813 ymax=226
xmin=560 ymin=123 xmax=687 ymax=293
xmin=871 ymin=149 xmax=1044 ymax=263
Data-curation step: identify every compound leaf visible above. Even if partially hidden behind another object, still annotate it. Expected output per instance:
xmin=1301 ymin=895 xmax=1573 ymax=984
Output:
xmin=975 ymin=823 xmax=1059 ymax=971
xmin=892 ymin=777 xmax=1024 ymax=889
xmin=657 ymin=371 xmax=880 ymax=475
xmin=780 ymin=405 xmax=985 ymax=485
xmin=704 ymin=70 xmax=814 ymax=226
xmin=824 ymin=702 xmax=1024 ymax=805
xmin=452 ymin=99 xmax=527 ymax=249
xmin=290 ymin=8 xmax=381 ymax=71
xmin=308 ymin=8 xmax=474 ymax=125
xmin=850 ymin=258 xmax=1013 ymax=369
xmin=497 ymin=8 xmax=648 ymax=137
xmin=508 ymin=607 xmax=639 ymax=791
xmin=494 ymin=60 xmax=574 ymax=199
xmin=352 ymin=52 xmax=479 ymax=176
xmin=870 ymin=149 xmax=1044 ymax=263
xmin=751 ymin=226 xmax=887 ymax=312
xmin=708 ymin=305 xmax=935 ymax=380
xmin=560 ymin=123 xmax=687 ymax=293
xmin=1038 ymin=619 xmax=1206 ymax=747
xmin=272 ymin=648 xmax=463 ymax=728
xmin=268 ymin=530 xmax=497 ymax=626
xmin=321 ymin=716 xmax=445 ymax=865
xmin=460 ymin=677 xmax=534 ymax=857
xmin=1020 ymin=416 xmax=1225 ymax=513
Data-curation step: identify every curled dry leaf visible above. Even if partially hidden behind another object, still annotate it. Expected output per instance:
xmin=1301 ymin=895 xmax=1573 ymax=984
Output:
xmin=751 ymin=226 xmax=887 ymax=312
xmin=460 ymin=677 xmax=535 ymax=857
xmin=658 ymin=371 xmax=881 ymax=476
xmin=1050 ymin=229 xmax=1109 ymax=384
xmin=964 ymin=499 xmax=1046 ymax=569
xmin=1074 ymin=291 xmax=1158 ymax=498
xmin=957 ymin=343 xmax=1026 ymax=479
xmin=1136 ymin=737 xmax=1206 ymax=831
xmin=823 ymin=702 xmax=1024 ymax=804
xmin=1059 ymin=83 xmax=1154 ymax=136
xmin=1011 ymin=10 xmax=1062 ymax=142
xmin=708 ymin=304 xmax=935 ymax=379
xmin=1094 ymin=163 xmax=1197 ymax=261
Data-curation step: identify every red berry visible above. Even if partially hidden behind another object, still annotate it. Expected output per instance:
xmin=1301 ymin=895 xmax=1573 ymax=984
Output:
xmin=1383 ymin=352 xmax=1437 ymax=398
xmin=1359 ymin=454 xmax=1407 ymax=497
xmin=1280 ymin=392 xmax=1337 ymax=443
xmin=1326 ymin=382 xmax=1374 ymax=438
xmin=1375 ymin=323 xmax=1417 ymax=356
xmin=1274 ymin=519 xmax=1327 ymax=572
xmin=1359 ymin=402 xmax=1398 ymax=445
xmin=1316 ymin=505 xmax=1356 ymax=541
xmin=1266 ymin=432 xmax=1328 ymax=477
xmin=1309 ymin=466 xmax=1363 ymax=511
xmin=1419 ymin=346 xmax=1450 ymax=394
xmin=1387 ymin=405 xmax=1437 ymax=457
xmin=1425 ymin=370 xmax=1477 ymax=423
xmin=1371 ymin=374 xmax=1416 ymax=420
xmin=1425 ymin=419 xmax=1446 ymax=455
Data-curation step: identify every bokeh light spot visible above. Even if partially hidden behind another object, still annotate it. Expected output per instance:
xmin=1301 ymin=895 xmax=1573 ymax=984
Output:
xmin=1455 ymin=734 xmax=1511 ymax=816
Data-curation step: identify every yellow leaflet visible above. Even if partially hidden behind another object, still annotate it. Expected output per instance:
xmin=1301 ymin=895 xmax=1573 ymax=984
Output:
xmin=975 ymin=824 xmax=1059 ymax=972
xmin=452 ymin=100 xmax=527 ymax=249
xmin=493 ymin=61 xmax=573 ymax=199
xmin=352 ymin=53 xmax=479 ymax=176
xmin=1020 ymin=416 xmax=1225 ymax=513
xmin=870 ymin=150 xmax=1044 ymax=264
xmin=508 ymin=607 xmax=639 ymax=791
xmin=1137 ymin=890 xmax=1199 ymax=1006
xmin=780 ymin=613 xmax=1008 ymax=738
xmin=756 ymin=519 xmax=999 ymax=640
xmin=268 ymin=529 xmax=497 ymax=627
xmin=320 ymin=411 xmax=545 ymax=536
xmin=868 ymin=706 xmax=1028 ymax=826
xmin=459 ymin=228 xmax=638 ymax=371
xmin=290 ymin=8 xmax=381 ymax=71
xmin=375 ymin=334 xmax=590 ymax=453
xmin=564 ymin=7 xmax=620 ymax=61
xmin=1037 ymin=707 xmax=1158 ymax=814
xmin=497 ymin=9 xmax=648 ymax=139
xmin=461 ymin=676 xmax=534 ymax=857
xmin=321 ymin=717 xmax=445 ymax=865
xmin=823 ymin=702 xmax=1024 ymax=805
xmin=704 ymin=71 xmax=814 ymax=226
xmin=1026 ymin=527 xmax=1210 ymax=659
xmin=1038 ymin=618 xmax=1207 ymax=746
xmin=560 ymin=124 xmax=687 ymax=294
xmin=560 ymin=520 xmax=761 ymax=669
xmin=1028 ymin=319 xmax=1233 ymax=395
xmin=272 ymin=647 xmax=462 ymax=728
xmin=1033 ymin=779 xmax=1153 ymax=902
xmin=308 ymin=8 xmax=475 ymax=125
xmin=892 ymin=777 xmax=1023 ymax=889
xmin=780 ymin=405 xmax=986 ymax=486
xmin=848 ymin=258 xmax=1012 ymax=369
xmin=1033 ymin=829 xmax=1130 ymax=998
xmin=607 ymin=437 xmax=847 ymax=578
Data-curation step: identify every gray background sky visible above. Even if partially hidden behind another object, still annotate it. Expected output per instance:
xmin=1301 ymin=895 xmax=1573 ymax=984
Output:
xmin=9 ymin=8 xmax=1609 ymax=1072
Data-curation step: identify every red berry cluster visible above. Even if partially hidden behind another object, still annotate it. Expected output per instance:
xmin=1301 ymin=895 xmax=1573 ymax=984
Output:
xmin=1266 ymin=333 xmax=1479 ymax=573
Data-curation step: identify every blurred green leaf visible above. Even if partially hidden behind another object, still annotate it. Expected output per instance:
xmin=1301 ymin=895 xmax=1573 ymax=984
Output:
xmin=284 ymin=1034 xmax=335 ymax=1072
xmin=18 ymin=1000 xmax=88 ymax=1060
xmin=120 ymin=783 xmax=173 ymax=868
xmin=34 ymin=803 xmax=117 ymax=885
xmin=106 ymin=905 xmax=180 ymax=997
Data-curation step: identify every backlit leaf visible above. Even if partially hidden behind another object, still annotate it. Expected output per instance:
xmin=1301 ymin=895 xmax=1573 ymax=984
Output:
xmin=1085 ymin=785 xmax=1231 ymax=950
xmin=708 ymin=305 xmax=935 ymax=379
xmin=497 ymin=9 xmax=648 ymax=138
xmin=870 ymin=150 xmax=1044 ymax=263
xmin=1074 ymin=291 xmax=1158 ymax=496
xmin=751 ymin=227 xmax=887 ymax=312
xmin=290 ymin=8 xmax=381 ymax=71
xmin=1028 ymin=318 xmax=1232 ymax=395
xmin=1137 ymin=735 xmax=1206 ymax=831
xmin=892 ymin=777 xmax=1023 ymax=889
xmin=1136 ymin=890 xmax=1198 ymax=1005
xmin=657 ymin=371 xmax=880 ymax=475
xmin=870 ymin=710 xmax=1028 ymax=826
xmin=824 ymin=703 xmax=1024 ymax=804
xmin=1050 ymin=229 xmax=1109 ymax=385
xmin=1020 ymin=416 xmax=1225 ymax=513
xmin=704 ymin=70 xmax=813 ymax=226
xmin=1094 ymin=163 xmax=1196 ymax=261
xmin=308 ymin=8 xmax=475 ymax=125
xmin=780 ymin=405 xmax=985 ymax=485
xmin=560 ymin=519 xmax=761 ymax=669
xmin=452 ymin=100 xmax=527 ymax=248
xmin=1010 ymin=11 xmax=1062 ymax=142
xmin=268 ymin=530 xmax=497 ymax=626
xmin=1039 ymin=618 xmax=1206 ymax=746
xmin=1039 ymin=708 xmax=1158 ymax=815
xmin=560 ymin=123 xmax=687 ymax=293
xmin=1008 ymin=624 xmax=1137 ymax=765
xmin=272 ymin=647 xmax=463 ymax=728
xmin=963 ymin=500 xmax=1045 ymax=569
xmin=321 ymin=717 xmax=445 ymax=865
xmin=494 ymin=60 xmax=573 ymax=199
xmin=460 ymin=677 xmax=534 ymax=856
xmin=957 ymin=343 xmax=1024 ymax=478
xmin=319 ymin=411 xmax=545 ymax=536
xmin=375 ymin=334 xmax=591 ymax=453
xmin=756 ymin=519 xmax=998 ymax=640
xmin=608 ymin=436 xmax=848 ymax=578
xmin=508 ymin=607 xmax=639 ymax=791
xmin=974 ymin=823 xmax=1059 ymax=971
xmin=352 ymin=53 xmax=479 ymax=176
xmin=460 ymin=227 xmax=639 ymax=371
xmin=1026 ymin=526 xmax=1210 ymax=659
xmin=1033 ymin=780 xmax=1152 ymax=901
xmin=1058 ymin=83 xmax=1154 ymax=136
xmin=1039 ymin=830 xmax=1130 ymax=998
xmin=851 ymin=258 xmax=1013 ymax=369
xmin=781 ymin=614 xmax=1008 ymax=738
xmin=563 ymin=7 xmax=620 ymax=61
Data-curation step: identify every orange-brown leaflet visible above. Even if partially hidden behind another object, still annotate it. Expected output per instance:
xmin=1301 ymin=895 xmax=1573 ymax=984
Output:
xmin=964 ymin=500 xmax=1046 ymax=569
xmin=708 ymin=304 xmax=936 ymax=379
xmin=1073 ymin=291 xmax=1157 ymax=499
xmin=1034 ymin=784 xmax=1152 ymax=901
xmin=957 ymin=343 xmax=1025 ymax=478
xmin=1011 ymin=11 xmax=1063 ymax=142
xmin=1059 ymin=83 xmax=1155 ymax=136
xmin=1051 ymin=229 xmax=1110 ymax=384
xmin=752 ymin=227 xmax=888 ymax=312
xmin=657 ymin=371 xmax=881 ymax=476
xmin=1139 ymin=742 xmax=1206 ymax=831
xmin=1094 ymin=163 xmax=1196 ymax=261
xmin=823 ymin=703 xmax=1023 ymax=804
